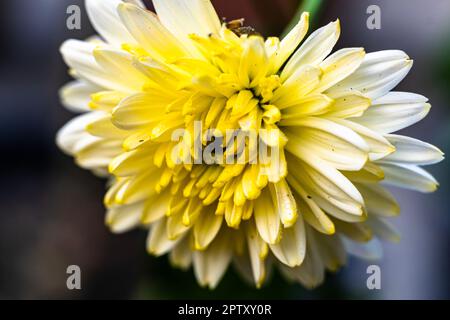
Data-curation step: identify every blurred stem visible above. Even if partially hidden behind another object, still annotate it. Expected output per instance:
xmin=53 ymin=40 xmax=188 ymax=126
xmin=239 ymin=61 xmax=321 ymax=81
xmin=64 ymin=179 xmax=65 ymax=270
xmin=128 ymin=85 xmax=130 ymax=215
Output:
xmin=281 ymin=0 xmax=324 ymax=37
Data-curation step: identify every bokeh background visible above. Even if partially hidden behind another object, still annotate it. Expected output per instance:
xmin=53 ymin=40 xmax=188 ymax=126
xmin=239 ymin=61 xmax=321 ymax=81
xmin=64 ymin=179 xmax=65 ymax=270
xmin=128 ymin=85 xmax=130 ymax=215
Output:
xmin=0 ymin=0 xmax=449 ymax=299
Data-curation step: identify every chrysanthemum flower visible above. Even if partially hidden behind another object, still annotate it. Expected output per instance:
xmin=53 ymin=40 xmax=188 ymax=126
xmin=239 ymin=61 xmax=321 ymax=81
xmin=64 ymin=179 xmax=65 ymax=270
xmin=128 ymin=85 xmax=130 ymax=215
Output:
xmin=57 ymin=0 xmax=444 ymax=289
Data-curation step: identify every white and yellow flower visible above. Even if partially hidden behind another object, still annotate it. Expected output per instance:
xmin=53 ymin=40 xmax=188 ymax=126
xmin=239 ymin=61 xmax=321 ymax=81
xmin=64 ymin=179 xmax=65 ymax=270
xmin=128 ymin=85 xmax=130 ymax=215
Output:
xmin=57 ymin=0 xmax=444 ymax=289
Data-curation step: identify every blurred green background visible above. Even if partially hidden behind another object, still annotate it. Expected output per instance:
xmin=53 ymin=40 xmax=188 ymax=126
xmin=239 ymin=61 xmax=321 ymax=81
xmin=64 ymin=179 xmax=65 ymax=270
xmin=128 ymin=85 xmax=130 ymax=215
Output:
xmin=0 ymin=0 xmax=449 ymax=299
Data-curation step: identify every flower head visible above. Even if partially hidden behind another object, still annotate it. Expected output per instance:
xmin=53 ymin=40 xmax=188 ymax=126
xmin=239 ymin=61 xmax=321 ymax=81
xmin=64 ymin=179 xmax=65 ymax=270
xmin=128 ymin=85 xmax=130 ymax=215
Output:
xmin=57 ymin=0 xmax=444 ymax=289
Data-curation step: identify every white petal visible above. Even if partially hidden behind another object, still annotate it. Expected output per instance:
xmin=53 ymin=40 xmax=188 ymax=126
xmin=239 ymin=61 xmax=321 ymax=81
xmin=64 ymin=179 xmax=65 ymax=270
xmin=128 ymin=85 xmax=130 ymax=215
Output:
xmin=328 ymin=50 xmax=413 ymax=99
xmin=288 ymin=157 xmax=364 ymax=222
xmin=93 ymin=47 xmax=149 ymax=92
xmin=75 ymin=138 xmax=122 ymax=170
xmin=169 ymin=237 xmax=192 ymax=270
xmin=56 ymin=111 xmax=104 ymax=154
xmin=355 ymin=182 xmax=400 ymax=217
xmin=366 ymin=216 xmax=401 ymax=243
xmin=333 ymin=118 xmax=395 ymax=161
xmin=282 ymin=20 xmax=340 ymax=81
xmin=287 ymin=154 xmax=366 ymax=221
xmin=325 ymin=90 xmax=371 ymax=119
xmin=232 ymin=252 xmax=257 ymax=286
xmin=269 ymin=217 xmax=306 ymax=267
xmin=383 ymin=134 xmax=444 ymax=165
xmin=245 ymin=222 xmax=268 ymax=287
xmin=59 ymin=81 xmax=99 ymax=112
xmin=353 ymin=92 xmax=431 ymax=134
xmin=85 ymin=0 xmax=135 ymax=46
xmin=315 ymin=233 xmax=347 ymax=271
xmin=193 ymin=231 xmax=232 ymax=289
xmin=287 ymin=176 xmax=335 ymax=234
xmin=297 ymin=151 xmax=365 ymax=204
xmin=118 ymin=3 xmax=189 ymax=61
xmin=313 ymin=47 xmax=366 ymax=93
xmin=147 ymin=218 xmax=182 ymax=256
xmin=106 ymin=201 xmax=144 ymax=233
xmin=342 ymin=237 xmax=383 ymax=260
xmin=335 ymin=220 xmax=372 ymax=242
xmin=279 ymin=227 xmax=325 ymax=288
xmin=61 ymin=40 xmax=134 ymax=92
xmin=152 ymin=0 xmax=221 ymax=40
xmin=284 ymin=117 xmax=368 ymax=150
xmin=284 ymin=117 xmax=370 ymax=171
xmin=254 ymin=188 xmax=281 ymax=244
xmin=378 ymin=162 xmax=439 ymax=193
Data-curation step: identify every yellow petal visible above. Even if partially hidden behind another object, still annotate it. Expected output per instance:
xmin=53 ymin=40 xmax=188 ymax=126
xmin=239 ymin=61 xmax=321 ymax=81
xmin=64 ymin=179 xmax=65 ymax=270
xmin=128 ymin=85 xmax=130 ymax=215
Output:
xmin=269 ymin=179 xmax=298 ymax=228
xmin=194 ymin=210 xmax=223 ymax=250
xmin=270 ymin=12 xmax=309 ymax=73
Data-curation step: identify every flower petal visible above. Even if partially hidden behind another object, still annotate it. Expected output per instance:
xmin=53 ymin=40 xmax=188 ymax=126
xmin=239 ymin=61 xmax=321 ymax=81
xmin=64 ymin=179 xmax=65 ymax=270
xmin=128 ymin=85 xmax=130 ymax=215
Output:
xmin=141 ymin=189 xmax=171 ymax=224
xmin=254 ymin=188 xmax=281 ymax=244
xmin=327 ymin=50 xmax=413 ymax=99
xmin=353 ymin=92 xmax=431 ymax=134
xmin=270 ymin=12 xmax=309 ymax=73
xmin=169 ymin=237 xmax=192 ymax=269
xmin=118 ymin=3 xmax=189 ymax=61
xmin=366 ymin=216 xmax=401 ymax=243
xmin=152 ymin=0 xmax=221 ymax=40
xmin=342 ymin=237 xmax=382 ymax=260
xmin=280 ymin=94 xmax=333 ymax=118
xmin=193 ymin=210 xmax=223 ymax=250
xmin=245 ymin=221 xmax=268 ymax=287
xmin=269 ymin=217 xmax=306 ymax=267
xmin=147 ymin=218 xmax=182 ymax=256
xmin=106 ymin=201 xmax=144 ymax=233
xmin=333 ymin=118 xmax=395 ymax=161
xmin=287 ymin=176 xmax=335 ymax=235
xmin=59 ymin=80 xmax=100 ymax=112
xmin=269 ymin=179 xmax=298 ymax=228
xmin=284 ymin=117 xmax=369 ymax=171
xmin=86 ymin=0 xmax=135 ymax=46
xmin=383 ymin=134 xmax=444 ymax=165
xmin=86 ymin=113 xmax=128 ymax=138
xmin=282 ymin=20 xmax=340 ymax=81
xmin=313 ymin=47 xmax=366 ymax=93
xmin=279 ymin=227 xmax=325 ymax=288
xmin=315 ymin=233 xmax=346 ymax=271
xmin=112 ymin=93 xmax=170 ymax=130
xmin=287 ymin=154 xmax=366 ymax=222
xmin=56 ymin=111 xmax=104 ymax=154
xmin=193 ymin=230 xmax=233 ymax=289
xmin=93 ymin=47 xmax=149 ymax=92
xmin=378 ymin=162 xmax=439 ymax=193
xmin=355 ymin=182 xmax=400 ymax=217
xmin=324 ymin=91 xmax=371 ymax=119
xmin=273 ymin=66 xmax=322 ymax=109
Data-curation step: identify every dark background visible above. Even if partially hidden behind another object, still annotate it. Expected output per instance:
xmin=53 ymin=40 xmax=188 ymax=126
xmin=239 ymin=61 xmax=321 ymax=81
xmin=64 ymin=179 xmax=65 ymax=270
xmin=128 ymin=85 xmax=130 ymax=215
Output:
xmin=0 ymin=0 xmax=449 ymax=299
